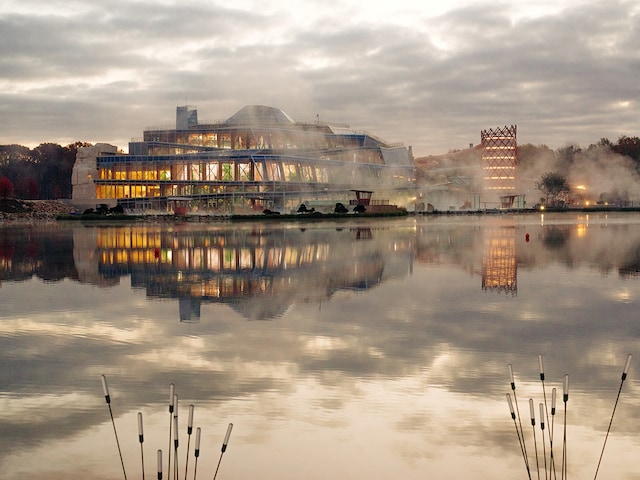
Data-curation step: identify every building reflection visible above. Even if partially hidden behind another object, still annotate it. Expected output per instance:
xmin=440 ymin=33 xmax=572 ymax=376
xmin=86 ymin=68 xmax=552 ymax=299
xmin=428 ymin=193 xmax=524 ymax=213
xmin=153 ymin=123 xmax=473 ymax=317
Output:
xmin=482 ymin=226 xmax=517 ymax=295
xmin=91 ymin=225 xmax=414 ymax=321
xmin=6 ymin=218 xmax=640 ymax=310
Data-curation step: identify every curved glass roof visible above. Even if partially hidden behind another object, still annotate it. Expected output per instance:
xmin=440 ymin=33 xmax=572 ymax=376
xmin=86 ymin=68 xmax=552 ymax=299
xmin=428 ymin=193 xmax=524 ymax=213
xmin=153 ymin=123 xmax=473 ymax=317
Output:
xmin=224 ymin=105 xmax=295 ymax=126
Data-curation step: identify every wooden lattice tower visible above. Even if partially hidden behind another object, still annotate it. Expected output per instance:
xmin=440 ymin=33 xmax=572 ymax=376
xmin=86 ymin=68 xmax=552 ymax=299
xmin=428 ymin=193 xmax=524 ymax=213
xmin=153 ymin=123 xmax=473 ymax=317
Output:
xmin=481 ymin=125 xmax=517 ymax=196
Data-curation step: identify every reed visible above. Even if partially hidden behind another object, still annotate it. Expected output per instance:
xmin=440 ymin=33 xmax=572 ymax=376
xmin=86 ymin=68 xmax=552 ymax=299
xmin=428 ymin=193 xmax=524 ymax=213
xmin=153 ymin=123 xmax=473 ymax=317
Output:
xmin=550 ymin=388 xmax=557 ymax=480
xmin=185 ymin=404 xmax=195 ymax=480
xmin=539 ymin=403 xmax=547 ymax=480
xmin=101 ymin=374 xmax=128 ymax=480
xmin=213 ymin=423 xmax=234 ymax=480
xmin=506 ymin=354 xmax=632 ymax=480
xmin=193 ymin=427 xmax=202 ymax=480
xmin=529 ymin=398 xmax=540 ymax=480
xmin=561 ymin=374 xmax=568 ymax=480
xmin=593 ymin=354 xmax=632 ymax=480
xmin=507 ymin=393 xmax=530 ymax=479
xmin=168 ymin=384 xmax=175 ymax=478
xmin=138 ymin=412 xmax=145 ymax=480
xmin=97 ymin=377 xmax=235 ymax=480
xmin=538 ymin=354 xmax=554 ymax=480
xmin=172 ymin=393 xmax=179 ymax=480
xmin=173 ymin=415 xmax=179 ymax=480
xmin=508 ymin=363 xmax=531 ymax=476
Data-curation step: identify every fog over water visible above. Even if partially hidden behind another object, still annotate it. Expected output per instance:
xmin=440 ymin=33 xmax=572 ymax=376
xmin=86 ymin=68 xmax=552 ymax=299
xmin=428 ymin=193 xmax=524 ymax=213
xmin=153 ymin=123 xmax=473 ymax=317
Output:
xmin=1 ymin=215 xmax=640 ymax=480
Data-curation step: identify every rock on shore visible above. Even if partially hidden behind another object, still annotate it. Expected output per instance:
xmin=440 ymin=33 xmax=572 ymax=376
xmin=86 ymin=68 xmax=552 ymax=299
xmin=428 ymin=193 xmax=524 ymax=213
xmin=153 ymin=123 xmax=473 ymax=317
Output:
xmin=0 ymin=198 xmax=76 ymax=224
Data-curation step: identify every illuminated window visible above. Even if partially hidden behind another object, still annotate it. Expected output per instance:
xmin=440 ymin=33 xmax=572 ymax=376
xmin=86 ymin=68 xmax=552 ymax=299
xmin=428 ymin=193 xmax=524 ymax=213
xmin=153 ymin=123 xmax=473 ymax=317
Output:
xmin=300 ymin=165 xmax=314 ymax=182
xmin=190 ymin=163 xmax=202 ymax=181
xmin=238 ymin=163 xmax=251 ymax=181
xmin=206 ymin=162 xmax=218 ymax=180
xmin=221 ymin=163 xmax=233 ymax=181
xmin=265 ymin=161 xmax=281 ymax=181
xmin=283 ymin=163 xmax=299 ymax=181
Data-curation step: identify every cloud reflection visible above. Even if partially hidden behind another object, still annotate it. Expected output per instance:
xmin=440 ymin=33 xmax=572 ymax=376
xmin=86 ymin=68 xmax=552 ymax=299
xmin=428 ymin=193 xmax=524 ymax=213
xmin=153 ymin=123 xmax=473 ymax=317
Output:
xmin=1 ymin=215 xmax=640 ymax=479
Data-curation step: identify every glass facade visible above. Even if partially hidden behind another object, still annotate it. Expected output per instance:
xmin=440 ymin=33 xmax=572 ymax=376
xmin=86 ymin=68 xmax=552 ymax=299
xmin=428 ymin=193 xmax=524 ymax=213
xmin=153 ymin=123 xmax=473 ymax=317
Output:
xmin=93 ymin=105 xmax=414 ymax=212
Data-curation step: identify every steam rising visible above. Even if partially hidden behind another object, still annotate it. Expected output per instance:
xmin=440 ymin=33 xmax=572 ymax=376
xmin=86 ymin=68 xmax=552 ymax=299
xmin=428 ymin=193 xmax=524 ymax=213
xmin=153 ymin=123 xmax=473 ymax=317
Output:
xmin=418 ymin=141 xmax=640 ymax=209
xmin=518 ymin=144 xmax=640 ymax=205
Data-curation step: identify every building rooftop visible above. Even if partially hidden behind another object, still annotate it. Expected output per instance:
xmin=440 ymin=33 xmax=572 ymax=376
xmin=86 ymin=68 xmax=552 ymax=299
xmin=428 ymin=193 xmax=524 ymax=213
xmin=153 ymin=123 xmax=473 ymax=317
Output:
xmin=223 ymin=105 xmax=295 ymax=126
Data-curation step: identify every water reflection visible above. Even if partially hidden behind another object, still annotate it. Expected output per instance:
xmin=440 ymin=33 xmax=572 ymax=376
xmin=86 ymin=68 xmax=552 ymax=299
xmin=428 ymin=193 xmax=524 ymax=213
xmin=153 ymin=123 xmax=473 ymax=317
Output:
xmin=89 ymin=224 xmax=414 ymax=321
xmin=4 ymin=215 xmax=640 ymax=298
xmin=482 ymin=226 xmax=517 ymax=295
xmin=1 ymin=214 xmax=640 ymax=480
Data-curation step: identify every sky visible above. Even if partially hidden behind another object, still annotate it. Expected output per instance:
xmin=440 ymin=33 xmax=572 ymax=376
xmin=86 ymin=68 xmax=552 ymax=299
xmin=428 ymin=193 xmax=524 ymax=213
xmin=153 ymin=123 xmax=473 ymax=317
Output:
xmin=1 ymin=0 xmax=639 ymax=157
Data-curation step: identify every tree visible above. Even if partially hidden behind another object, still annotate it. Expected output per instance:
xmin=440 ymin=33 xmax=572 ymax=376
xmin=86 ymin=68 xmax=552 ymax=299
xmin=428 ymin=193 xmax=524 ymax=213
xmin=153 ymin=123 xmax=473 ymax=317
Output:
xmin=588 ymin=138 xmax=613 ymax=150
xmin=0 ymin=176 xmax=15 ymax=198
xmin=26 ymin=178 xmax=39 ymax=199
xmin=535 ymin=171 xmax=571 ymax=206
xmin=555 ymin=145 xmax=581 ymax=173
xmin=33 ymin=143 xmax=66 ymax=199
xmin=613 ymin=136 xmax=640 ymax=162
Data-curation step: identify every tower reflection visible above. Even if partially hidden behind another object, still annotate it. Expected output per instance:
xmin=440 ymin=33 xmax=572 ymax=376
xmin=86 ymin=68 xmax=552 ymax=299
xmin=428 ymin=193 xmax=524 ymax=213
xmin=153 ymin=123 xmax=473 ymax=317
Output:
xmin=482 ymin=226 xmax=517 ymax=295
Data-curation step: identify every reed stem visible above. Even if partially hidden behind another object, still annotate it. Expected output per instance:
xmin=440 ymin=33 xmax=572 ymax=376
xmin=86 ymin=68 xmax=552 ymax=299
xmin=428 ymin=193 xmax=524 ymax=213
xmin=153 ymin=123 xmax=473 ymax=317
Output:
xmin=593 ymin=354 xmax=632 ymax=480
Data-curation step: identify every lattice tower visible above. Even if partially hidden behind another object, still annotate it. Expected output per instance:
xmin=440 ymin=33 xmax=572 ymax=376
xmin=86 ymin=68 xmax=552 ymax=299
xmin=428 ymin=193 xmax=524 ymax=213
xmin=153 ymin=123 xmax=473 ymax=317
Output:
xmin=481 ymin=125 xmax=517 ymax=194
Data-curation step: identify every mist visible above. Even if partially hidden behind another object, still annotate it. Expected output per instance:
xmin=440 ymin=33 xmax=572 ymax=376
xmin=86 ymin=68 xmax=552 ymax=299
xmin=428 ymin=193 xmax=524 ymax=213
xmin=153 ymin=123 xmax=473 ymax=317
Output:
xmin=417 ymin=139 xmax=640 ymax=211
xmin=518 ymin=143 xmax=640 ymax=205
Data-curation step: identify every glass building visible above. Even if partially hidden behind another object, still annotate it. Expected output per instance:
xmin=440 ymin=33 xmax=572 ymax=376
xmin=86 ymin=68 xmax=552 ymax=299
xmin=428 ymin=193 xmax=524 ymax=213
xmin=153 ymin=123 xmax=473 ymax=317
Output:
xmin=73 ymin=105 xmax=415 ymax=214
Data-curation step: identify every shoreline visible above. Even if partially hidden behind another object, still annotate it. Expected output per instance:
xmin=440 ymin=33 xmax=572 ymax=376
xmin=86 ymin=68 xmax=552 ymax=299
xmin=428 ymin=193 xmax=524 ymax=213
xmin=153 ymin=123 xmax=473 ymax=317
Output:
xmin=0 ymin=198 xmax=76 ymax=225
xmin=4 ymin=198 xmax=640 ymax=227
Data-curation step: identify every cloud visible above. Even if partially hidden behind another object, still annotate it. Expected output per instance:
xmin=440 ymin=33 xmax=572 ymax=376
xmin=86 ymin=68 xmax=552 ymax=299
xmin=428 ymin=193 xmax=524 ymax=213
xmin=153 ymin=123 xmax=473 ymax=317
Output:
xmin=0 ymin=0 xmax=638 ymax=154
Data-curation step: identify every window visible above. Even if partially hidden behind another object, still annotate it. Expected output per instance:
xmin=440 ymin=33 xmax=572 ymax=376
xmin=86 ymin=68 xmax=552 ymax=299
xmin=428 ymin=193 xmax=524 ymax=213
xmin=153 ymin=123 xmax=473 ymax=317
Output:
xmin=221 ymin=163 xmax=234 ymax=181
xmin=238 ymin=163 xmax=251 ymax=181
xmin=265 ymin=161 xmax=281 ymax=181
xmin=282 ymin=163 xmax=299 ymax=181
xmin=300 ymin=165 xmax=314 ymax=182
xmin=190 ymin=163 xmax=202 ymax=181
xmin=206 ymin=162 xmax=218 ymax=180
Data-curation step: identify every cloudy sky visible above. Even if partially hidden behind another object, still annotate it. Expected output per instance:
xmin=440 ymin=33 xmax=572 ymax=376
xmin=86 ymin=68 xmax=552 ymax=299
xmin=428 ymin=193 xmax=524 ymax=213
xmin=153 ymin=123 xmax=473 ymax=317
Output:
xmin=1 ymin=0 xmax=638 ymax=156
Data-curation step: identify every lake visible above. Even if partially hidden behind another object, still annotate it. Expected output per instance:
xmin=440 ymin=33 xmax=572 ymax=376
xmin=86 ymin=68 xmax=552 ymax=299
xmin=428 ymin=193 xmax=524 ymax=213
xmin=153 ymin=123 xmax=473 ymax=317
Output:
xmin=1 ymin=213 xmax=639 ymax=480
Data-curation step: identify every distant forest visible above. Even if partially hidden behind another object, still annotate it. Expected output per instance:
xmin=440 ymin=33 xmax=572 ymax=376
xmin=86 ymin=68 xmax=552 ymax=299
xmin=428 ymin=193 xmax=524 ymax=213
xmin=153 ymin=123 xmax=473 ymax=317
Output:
xmin=1 ymin=136 xmax=640 ymax=200
xmin=0 ymin=143 xmax=91 ymax=199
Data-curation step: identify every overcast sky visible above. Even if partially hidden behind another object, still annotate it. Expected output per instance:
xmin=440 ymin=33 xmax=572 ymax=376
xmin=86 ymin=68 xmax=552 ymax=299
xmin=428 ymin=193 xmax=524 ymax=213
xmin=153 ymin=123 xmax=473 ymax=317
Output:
xmin=1 ymin=0 xmax=638 ymax=156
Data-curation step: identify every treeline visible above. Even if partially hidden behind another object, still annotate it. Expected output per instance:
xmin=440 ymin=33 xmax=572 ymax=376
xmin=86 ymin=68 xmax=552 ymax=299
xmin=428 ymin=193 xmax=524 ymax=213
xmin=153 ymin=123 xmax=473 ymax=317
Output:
xmin=518 ymin=136 xmax=640 ymax=206
xmin=518 ymin=136 xmax=640 ymax=172
xmin=1 ymin=136 xmax=640 ymax=201
xmin=0 ymin=142 xmax=91 ymax=199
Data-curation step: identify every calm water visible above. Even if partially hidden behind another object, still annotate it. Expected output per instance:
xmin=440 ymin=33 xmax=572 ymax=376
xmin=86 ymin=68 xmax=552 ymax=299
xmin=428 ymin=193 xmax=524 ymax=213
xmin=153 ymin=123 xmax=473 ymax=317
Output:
xmin=1 ymin=213 xmax=639 ymax=480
